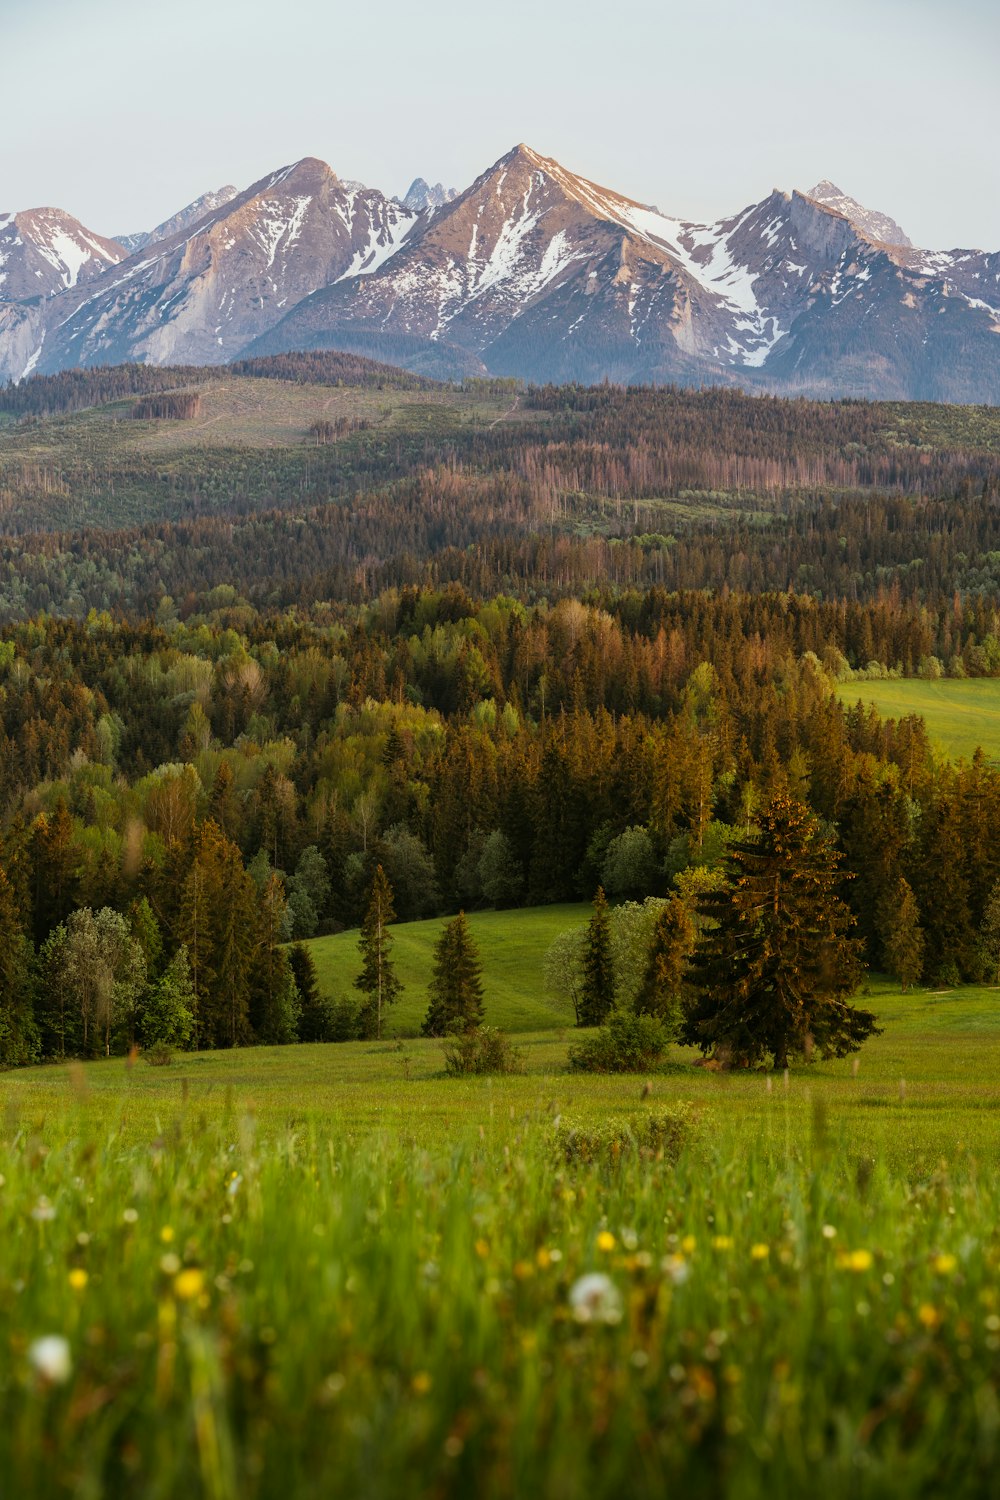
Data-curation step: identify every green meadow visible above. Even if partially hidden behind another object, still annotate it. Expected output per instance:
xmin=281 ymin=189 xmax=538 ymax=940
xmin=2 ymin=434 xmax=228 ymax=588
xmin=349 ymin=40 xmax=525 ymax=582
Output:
xmin=4 ymin=969 xmax=1000 ymax=1497
xmin=837 ymin=676 xmax=1000 ymax=762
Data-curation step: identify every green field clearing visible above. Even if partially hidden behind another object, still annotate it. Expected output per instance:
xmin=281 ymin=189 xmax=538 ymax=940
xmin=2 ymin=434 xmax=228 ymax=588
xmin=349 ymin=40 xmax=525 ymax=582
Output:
xmin=837 ymin=676 xmax=1000 ymax=761
xmin=305 ymin=903 xmax=588 ymax=1036
xmin=0 ymin=377 xmax=512 ymax=465
xmin=0 ymin=377 xmax=520 ymax=529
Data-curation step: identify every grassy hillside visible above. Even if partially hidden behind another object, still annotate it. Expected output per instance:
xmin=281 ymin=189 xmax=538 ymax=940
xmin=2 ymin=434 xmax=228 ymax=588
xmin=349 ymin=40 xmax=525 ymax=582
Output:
xmin=304 ymin=903 xmax=589 ymax=1035
xmin=837 ymin=677 xmax=1000 ymax=762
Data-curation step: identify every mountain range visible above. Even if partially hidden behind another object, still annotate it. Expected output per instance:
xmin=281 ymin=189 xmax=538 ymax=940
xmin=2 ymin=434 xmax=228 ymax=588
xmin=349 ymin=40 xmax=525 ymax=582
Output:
xmin=2 ymin=146 xmax=998 ymax=401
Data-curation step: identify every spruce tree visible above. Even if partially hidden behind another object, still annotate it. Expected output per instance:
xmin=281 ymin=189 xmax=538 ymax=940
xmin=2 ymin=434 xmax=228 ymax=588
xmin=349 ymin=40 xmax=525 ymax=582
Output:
xmin=0 ymin=864 xmax=37 ymax=1066
xmin=578 ymin=887 xmax=615 ymax=1027
xmin=683 ymin=795 xmax=877 ymax=1069
xmin=878 ymin=877 xmax=924 ymax=991
xmin=422 ymin=911 xmax=485 ymax=1036
xmin=31 ymin=799 xmax=79 ymax=943
xmin=635 ymin=894 xmax=695 ymax=1027
xmin=289 ymin=942 xmax=337 ymax=1042
xmin=177 ymin=821 xmax=258 ymax=1049
xmin=980 ymin=878 xmax=1000 ymax=985
xmin=355 ymin=865 xmax=401 ymax=1040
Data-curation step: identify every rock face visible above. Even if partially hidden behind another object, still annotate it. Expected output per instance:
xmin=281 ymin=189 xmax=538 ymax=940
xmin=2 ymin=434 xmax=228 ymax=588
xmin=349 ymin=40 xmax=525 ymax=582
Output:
xmin=2 ymin=146 xmax=999 ymax=400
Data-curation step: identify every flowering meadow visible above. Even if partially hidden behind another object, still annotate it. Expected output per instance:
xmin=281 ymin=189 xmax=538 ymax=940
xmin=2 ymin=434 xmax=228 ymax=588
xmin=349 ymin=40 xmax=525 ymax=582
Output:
xmin=3 ymin=999 xmax=1000 ymax=1499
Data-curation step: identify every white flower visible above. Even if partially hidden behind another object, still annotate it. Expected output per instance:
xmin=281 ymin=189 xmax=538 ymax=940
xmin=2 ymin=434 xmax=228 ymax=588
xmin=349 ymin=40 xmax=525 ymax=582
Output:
xmin=569 ymin=1273 xmax=623 ymax=1325
xmin=31 ymin=1197 xmax=56 ymax=1223
xmin=29 ymin=1336 xmax=72 ymax=1384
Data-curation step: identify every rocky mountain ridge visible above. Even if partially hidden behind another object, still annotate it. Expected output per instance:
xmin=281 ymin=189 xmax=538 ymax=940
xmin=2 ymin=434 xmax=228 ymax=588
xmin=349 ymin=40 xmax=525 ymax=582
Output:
xmin=115 ymin=185 xmax=240 ymax=254
xmin=2 ymin=146 xmax=997 ymax=400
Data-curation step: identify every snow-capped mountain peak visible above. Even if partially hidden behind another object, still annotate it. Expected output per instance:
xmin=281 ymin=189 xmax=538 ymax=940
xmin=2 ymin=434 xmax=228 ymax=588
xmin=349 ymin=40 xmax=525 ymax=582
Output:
xmin=17 ymin=156 xmax=419 ymax=372
xmin=0 ymin=207 xmax=125 ymax=300
xmin=806 ymin=180 xmax=911 ymax=247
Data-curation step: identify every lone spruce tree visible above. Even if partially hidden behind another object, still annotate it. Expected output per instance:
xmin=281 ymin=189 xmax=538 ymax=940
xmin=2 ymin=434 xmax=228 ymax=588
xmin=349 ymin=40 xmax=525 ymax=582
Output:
xmin=355 ymin=866 xmax=401 ymax=1040
xmin=682 ymin=795 xmax=877 ymax=1069
xmin=422 ymin=912 xmax=485 ymax=1036
xmin=578 ymin=887 xmax=615 ymax=1026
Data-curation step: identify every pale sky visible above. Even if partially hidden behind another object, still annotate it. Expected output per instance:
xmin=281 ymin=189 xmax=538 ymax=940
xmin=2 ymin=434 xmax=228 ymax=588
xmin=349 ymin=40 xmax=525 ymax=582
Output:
xmin=3 ymin=0 xmax=998 ymax=250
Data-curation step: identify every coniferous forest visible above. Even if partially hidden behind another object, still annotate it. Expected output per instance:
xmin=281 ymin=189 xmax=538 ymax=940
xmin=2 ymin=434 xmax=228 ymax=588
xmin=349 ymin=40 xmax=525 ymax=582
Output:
xmin=1 ymin=357 xmax=1000 ymax=1063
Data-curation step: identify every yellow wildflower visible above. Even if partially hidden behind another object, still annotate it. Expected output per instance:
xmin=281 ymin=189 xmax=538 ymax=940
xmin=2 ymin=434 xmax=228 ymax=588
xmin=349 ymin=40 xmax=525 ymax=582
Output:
xmin=750 ymin=1243 xmax=769 ymax=1261
xmin=596 ymin=1231 xmax=616 ymax=1253
xmin=67 ymin=1268 xmax=88 ymax=1291
xmin=838 ymin=1249 xmax=873 ymax=1272
xmin=160 ymin=1226 xmax=175 ymax=1244
xmin=712 ymin=1235 xmax=734 ymax=1252
xmin=932 ymin=1253 xmax=957 ymax=1275
xmin=918 ymin=1303 xmax=941 ymax=1330
xmin=173 ymin=1268 xmax=205 ymax=1302
xmin=412 ymin=1371 xmax=432 ymax=1395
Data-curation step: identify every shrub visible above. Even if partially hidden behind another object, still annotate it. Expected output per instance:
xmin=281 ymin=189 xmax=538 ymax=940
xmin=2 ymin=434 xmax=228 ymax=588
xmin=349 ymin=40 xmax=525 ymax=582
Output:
xmin=556 ymin=1106 xmax=694 ymax=1166
xmin=569 ymin=1009 xmax=671 ymax=1073
xmin=143 ymin=1043 xmax=175 ymax=1067
xmin=443 ymin=1025 xmax=524 ymax=1076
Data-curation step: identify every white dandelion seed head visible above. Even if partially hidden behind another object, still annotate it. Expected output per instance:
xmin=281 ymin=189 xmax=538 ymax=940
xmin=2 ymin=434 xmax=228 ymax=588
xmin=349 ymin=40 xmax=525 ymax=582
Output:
xmin=660 ymin=1254 xmax=689 ymax=1286
xmin=28 ymin=1336 xmax=72 ymax=1384
xmin=569 ymin=1273 xmax=623 ymax=1325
